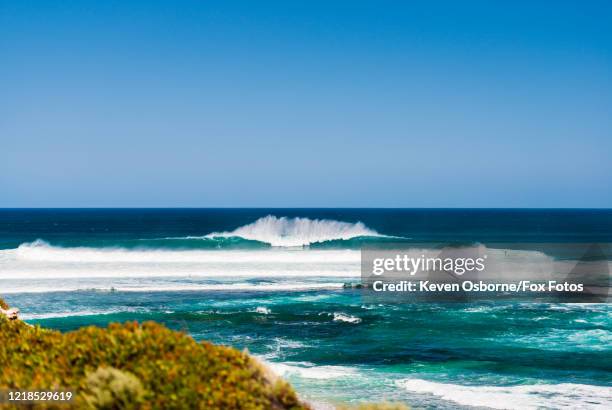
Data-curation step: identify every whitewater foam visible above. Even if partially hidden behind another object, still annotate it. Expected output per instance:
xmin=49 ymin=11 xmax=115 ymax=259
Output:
xmin=0 ymin=240 xmax=360 ymax=280
xmin=204 ymin=215 xmax=381 ymax=247
xmin=11 ymin=239 xmax=360 ymax=264
xmin=3 ymin=237 xmax=605 ymax=296
xmin=397 ymin=379 xmax=612 ymax=409
xmin=0 ymin=282 xmax=346 ymax=294
xmin=266 ymin=361 xmax=360 ymax=380
xmin=332 ymin=312 xmax=362 ymax=324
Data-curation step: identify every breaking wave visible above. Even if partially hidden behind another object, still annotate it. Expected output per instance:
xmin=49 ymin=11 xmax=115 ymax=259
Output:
xmin=12 ymin=216 xmax=392 ymax=250
xmin=202 ymin=215 xmax=383 ymax=247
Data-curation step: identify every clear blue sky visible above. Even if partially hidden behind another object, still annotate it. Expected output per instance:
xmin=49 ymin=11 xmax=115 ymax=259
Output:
xmin=1 ymin=1 xmax=610 ymax=207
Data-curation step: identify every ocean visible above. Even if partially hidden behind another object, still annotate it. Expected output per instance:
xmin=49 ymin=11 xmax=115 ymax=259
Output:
xmin=1 ymin=209 xmax=611 ymax=409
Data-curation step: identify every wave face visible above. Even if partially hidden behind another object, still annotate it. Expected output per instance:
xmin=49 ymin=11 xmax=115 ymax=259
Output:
xmin=203 ymin=215 xmax=382 ymax=247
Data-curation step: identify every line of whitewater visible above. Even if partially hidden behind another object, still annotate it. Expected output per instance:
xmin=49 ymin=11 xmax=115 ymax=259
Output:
xmin=6 ymin=240 xmax=360 ymax=264
xmin=1 ymin=282 xmax=347 ymax=294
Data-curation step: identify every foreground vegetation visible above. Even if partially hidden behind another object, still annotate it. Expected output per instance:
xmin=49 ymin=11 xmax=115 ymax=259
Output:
xmin=0 ymin=298 xmax=307 ymax=409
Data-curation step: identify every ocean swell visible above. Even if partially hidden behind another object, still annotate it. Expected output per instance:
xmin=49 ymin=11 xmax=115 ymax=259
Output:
xmin=203 ymin=215 xmax=382 ymax=247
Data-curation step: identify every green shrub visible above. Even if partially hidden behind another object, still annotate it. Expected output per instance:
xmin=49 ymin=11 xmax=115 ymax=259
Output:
xmin=0 ymin=301 xmax=309 ymax=410
xmin=0 ymin=297 xmax=9 ymax=310
xmin=82 ymin=367 xmax=145 ymax=409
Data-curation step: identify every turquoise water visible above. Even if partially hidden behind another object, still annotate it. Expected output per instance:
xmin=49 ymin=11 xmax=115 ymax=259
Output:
xmin=1 ymin=209 xmax=611 ymax=409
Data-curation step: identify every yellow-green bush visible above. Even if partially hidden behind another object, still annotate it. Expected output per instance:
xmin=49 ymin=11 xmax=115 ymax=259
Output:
xmin=0 ymin=298 xmax=308 ymax=410
xmin=82 ymin=367 xmax=146 ymax=409
xmin=0 ymin=297 xmax=9 ymax=310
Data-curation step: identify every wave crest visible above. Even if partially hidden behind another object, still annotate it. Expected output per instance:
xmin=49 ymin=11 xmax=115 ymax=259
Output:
xmin=204 ymin=215 xmax=381 ymax=247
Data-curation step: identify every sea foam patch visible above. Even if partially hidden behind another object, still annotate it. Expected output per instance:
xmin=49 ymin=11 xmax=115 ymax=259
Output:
xmin=397 ymin=379 xmax=612 ymax=410
xmin=0 ymin=240 xmax=360 ymax=281
xmin=266 ymin=362 xmax=360 ymax=380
